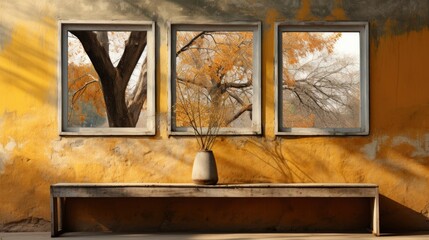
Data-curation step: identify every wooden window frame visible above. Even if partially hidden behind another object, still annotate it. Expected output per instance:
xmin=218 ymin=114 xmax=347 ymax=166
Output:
xmin=168 ymin=22 xmax=262 ymax=136
xmin=275 ymin=22 xmax=369 ymax=136
xmin=58 ymin=21 xmax=156 ymax=136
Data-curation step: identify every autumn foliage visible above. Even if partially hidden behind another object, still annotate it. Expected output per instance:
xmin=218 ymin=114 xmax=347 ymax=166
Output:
xmin=67 ymin=63 xmax=106 ymax=127
xmin=175 ymin=31 xmax=254 ymax=128
xmin=282 ymin=32 xmax=341 ymax=89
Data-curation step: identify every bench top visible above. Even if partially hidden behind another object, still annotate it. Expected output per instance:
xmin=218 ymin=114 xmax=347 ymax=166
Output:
xmin=52 ymin=183 xmax=377 ymax=188
xmin=51 ymin=183 xmax=378 ymax=198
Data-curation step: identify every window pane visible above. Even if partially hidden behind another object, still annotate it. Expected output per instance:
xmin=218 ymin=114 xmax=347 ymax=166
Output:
xmin=281 ymin=32 xmax=361 ymax=129
xmin=175 ymin=31 xmax=254 ymax=129
xmin=67 ymin=30 xmax=148 ymax=128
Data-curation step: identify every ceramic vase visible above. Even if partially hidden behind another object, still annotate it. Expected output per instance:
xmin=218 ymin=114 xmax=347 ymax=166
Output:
xmin=192 ymin=150 xmax=218 ymax=185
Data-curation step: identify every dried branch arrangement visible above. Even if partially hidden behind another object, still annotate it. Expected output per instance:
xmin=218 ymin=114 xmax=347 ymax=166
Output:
xmin=175 ymin=82 xmax=226 ymax=151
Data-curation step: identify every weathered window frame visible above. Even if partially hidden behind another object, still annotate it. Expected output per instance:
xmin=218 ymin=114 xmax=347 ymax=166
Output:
xmin=168 ymin=23 xmax=262 ymax=135
xmin=275 ymin=22 xmax=369 ymax=136
xmin=58 ymin=21 xmax=156 ymax=136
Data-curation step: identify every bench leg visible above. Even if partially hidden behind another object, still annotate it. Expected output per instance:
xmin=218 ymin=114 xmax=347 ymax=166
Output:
xmin=59 ymin=197 xmax=66 ymax=233
xmin=371 ymin=195 xmax=380 ymax=236
xmin=50 ymin=197 xmax=59 ymax=237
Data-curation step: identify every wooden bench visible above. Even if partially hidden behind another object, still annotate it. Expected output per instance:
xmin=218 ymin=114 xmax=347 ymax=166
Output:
xmin=50 ymin=183 xmax=379 ymax=237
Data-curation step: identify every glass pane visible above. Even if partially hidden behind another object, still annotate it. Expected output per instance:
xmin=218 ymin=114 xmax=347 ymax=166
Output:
xmin=281 ymin=32 xmax=360 ymax=129
xmin=67 ymin=31 xmax=148 ymax=128
xmin=175 ymin=31 xmax=254 ymax=128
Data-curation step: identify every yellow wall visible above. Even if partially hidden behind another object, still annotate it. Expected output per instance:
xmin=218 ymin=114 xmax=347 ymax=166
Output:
xmin=1 ymin=0 xmax=429 ymax=232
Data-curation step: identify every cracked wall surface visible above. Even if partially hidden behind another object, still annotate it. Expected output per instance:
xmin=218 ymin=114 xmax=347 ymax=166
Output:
xmin=1 ymin=0 xmax=429 ymax=232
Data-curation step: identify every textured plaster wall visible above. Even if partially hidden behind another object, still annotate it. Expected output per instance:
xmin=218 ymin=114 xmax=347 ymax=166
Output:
xmin=0 ymin=0 xmax=429 ymax=232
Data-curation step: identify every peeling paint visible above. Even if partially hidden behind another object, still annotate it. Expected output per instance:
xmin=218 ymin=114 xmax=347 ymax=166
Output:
xmin=0 ymin=137 xmax=16 ymax=173
xmin=392 ymin=136 xmax=429 ymax=158
xmin=360 ymin=136 xmax=387 ymax=160
xmin=361 ymin=139 xmax=379 ymax=161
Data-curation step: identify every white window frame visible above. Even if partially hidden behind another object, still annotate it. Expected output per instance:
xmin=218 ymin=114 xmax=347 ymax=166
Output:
xmin=58 ymin=21 xmax=156 ymax=136
xmin=275 ymin=22 xmax=369 ymax=136
xmin=168 ymin=22 xmax=262 ymax=135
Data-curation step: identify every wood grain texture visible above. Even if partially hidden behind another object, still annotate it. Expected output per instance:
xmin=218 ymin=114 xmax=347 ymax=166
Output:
xmin=51 ymin=183 xmax=378 ymax=198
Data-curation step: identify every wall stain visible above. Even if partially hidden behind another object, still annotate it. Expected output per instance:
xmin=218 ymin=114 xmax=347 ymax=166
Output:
xmin=0 ymin=217 xmax=50 ymax=232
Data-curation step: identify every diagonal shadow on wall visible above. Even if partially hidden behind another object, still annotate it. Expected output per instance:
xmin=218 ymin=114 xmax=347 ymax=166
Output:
xmin=380 ymin=195 xmax=429 ymax=233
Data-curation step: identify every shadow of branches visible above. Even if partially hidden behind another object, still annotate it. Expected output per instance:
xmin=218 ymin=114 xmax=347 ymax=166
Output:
xmin=243 ymin=137 xmax=315 ymax=183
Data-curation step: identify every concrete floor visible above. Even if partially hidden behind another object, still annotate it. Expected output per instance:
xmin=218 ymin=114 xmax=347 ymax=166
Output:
xmin=2 ymin=232 xmax=429 ymax=240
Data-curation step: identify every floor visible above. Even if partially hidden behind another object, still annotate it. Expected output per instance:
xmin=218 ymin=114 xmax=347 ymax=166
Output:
xmin=2 ymin=232 xmax=429 ymax=240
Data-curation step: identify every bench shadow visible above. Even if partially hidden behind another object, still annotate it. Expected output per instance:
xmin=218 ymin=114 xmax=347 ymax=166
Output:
xmin=379 ymin=195 xmax=429 ymax=234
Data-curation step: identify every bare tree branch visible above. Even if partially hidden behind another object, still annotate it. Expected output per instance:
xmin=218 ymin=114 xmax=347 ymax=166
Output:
xmin=71 ymin=79 xmax=98 ymax=105
xmin=224 ymin=81 xmax=252 ymax=89
xmin=176 ymin=31 xmax=211 ymax=57
xmin=225 ymin=104 xmax=252 ymax=125
xmin=177 ymin=76 xmax=207 ymax=89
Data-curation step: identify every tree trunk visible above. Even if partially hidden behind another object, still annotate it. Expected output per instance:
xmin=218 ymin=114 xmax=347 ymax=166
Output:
xmin=127 ymin=57 xmax=148 ymax=125
xmin=70 ymin=30 xmax=147 ymax=127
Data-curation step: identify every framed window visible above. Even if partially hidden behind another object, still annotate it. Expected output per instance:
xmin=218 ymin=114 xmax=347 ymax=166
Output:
xmin=168 ymin=23 xmax=262 ymax=135
xmin=275 ymin=22 xmax=369 ymax=135
xmin=59 ymin=21 xmax=155 ymax=135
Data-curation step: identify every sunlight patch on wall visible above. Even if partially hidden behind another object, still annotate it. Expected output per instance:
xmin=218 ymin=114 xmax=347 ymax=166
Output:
xmin=0 ymin=18 xmax=57 ymax=115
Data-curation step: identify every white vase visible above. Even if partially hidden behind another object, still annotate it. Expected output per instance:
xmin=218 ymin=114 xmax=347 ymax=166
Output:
xmin=192 ymin=150 xmax=218 ymax=185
